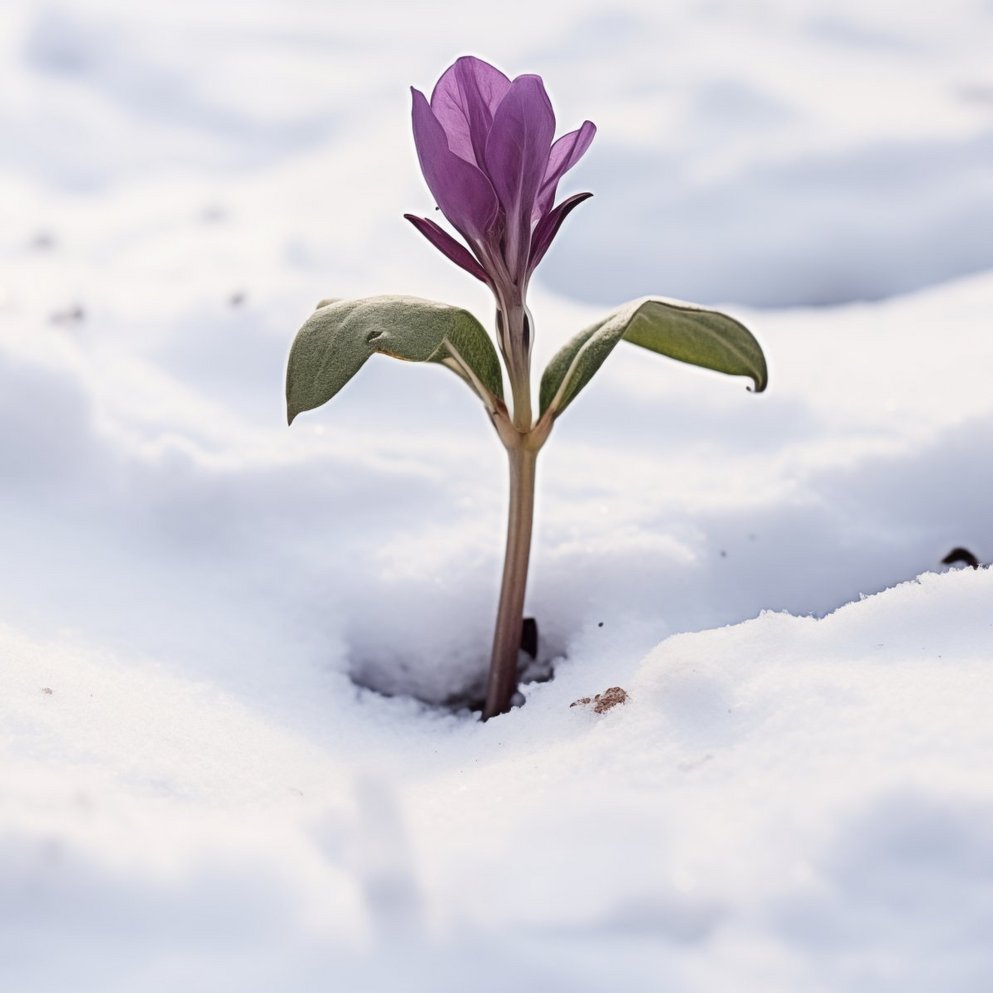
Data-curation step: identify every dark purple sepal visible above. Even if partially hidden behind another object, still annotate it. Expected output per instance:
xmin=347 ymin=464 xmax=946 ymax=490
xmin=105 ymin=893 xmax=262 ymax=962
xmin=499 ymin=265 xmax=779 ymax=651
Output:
xmin=404 ymin=214 xmax=490 ymax=284
xmin=528 ymin=192 xmax=593 ymax=273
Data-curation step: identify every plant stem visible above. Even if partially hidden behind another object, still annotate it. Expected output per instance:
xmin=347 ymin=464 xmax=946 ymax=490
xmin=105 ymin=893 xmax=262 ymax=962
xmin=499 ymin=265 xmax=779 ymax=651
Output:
xmin=482 ymin=442 xmax=538 ymax=720
xmin=494 ymin=299 xmax=533 ymax=433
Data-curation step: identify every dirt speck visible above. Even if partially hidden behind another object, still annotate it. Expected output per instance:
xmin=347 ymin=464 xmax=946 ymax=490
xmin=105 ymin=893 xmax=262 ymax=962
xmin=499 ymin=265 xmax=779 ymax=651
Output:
xmin=571 ymin=686 xmax=628 ymax=714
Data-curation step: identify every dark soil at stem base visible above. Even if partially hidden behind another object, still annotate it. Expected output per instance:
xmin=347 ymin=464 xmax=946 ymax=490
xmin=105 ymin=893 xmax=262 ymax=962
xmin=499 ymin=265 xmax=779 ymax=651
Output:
xmin=346 ymin=617 xmax=561 ymax=716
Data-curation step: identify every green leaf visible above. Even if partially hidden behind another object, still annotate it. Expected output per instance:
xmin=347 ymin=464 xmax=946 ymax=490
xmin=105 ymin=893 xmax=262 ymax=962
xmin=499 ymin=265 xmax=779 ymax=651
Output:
xmin=539 ymin=297 xmax=768 ymax=417
xmin=286 ymin=295 xmax=504 ymax=425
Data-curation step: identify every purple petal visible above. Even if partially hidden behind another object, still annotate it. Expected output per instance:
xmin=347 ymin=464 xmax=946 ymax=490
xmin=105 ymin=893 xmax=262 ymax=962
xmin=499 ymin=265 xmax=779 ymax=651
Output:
xmin=483 ymin=75 xmax=556 ymax=283
xmin=411 ymin=88 xmax=499 ymax=244
xmin=404 ymin=214 xmax=489 ymax=283
xmin=430 ymin=56 xmax=511 ymax=166
xmin=535 ymin=120 xmax=596 ymax=219
xmin=528 ymin=192 xmax=593 ymax=273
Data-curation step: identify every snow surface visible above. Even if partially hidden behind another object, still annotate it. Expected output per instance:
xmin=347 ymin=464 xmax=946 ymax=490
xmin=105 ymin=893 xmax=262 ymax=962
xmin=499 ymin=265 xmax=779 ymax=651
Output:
xmin=3 ymin=0 xmax=993 ymax=989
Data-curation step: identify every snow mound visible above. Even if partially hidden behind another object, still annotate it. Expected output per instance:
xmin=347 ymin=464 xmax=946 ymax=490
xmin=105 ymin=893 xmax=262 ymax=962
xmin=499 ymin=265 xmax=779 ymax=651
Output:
xmin=3 ymin=570 xmax=993 ymax=990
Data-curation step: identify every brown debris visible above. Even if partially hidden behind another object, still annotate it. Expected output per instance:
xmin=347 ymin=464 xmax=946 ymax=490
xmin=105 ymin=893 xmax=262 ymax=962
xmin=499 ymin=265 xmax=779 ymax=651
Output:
xmin=570 ymin=686 xmax=628 ymax=714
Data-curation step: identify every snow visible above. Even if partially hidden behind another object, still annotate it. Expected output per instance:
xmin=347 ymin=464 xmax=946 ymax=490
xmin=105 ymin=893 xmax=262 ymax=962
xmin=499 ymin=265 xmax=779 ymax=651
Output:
xmin=3 ymin=0 xmax=993 ymax=989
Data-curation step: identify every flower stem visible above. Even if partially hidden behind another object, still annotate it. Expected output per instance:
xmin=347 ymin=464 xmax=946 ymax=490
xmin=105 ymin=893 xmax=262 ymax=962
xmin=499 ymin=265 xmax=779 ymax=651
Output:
xmin=482 ymin=442 xmax=538 ymax=720
xmin=494 ymin=300 xmax=534 ymax=433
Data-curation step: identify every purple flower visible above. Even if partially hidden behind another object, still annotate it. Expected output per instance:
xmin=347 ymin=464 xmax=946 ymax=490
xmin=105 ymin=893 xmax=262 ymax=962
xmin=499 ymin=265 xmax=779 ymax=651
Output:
xmin=405 ymin=57 xmax=595 ymax=299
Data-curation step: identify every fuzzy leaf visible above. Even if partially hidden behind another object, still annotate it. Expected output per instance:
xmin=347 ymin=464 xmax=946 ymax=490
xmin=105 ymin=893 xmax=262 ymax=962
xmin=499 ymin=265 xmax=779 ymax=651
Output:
xmin=286 ymin=295 xmax=503 ymax=424
xmin=539 ymin=297 xmax=767 ymax=417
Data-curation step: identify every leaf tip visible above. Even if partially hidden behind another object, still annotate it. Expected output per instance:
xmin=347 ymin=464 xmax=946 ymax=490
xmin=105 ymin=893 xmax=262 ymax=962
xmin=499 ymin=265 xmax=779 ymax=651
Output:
xmin=749 ymin=366 xmax=769 ymax=394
